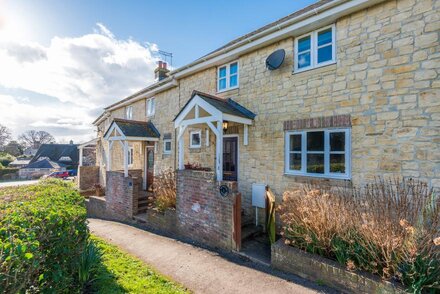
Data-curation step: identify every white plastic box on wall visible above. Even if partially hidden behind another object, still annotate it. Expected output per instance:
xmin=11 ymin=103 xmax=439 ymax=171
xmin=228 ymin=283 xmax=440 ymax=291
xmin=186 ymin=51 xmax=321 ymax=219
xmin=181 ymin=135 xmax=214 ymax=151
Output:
xmin=252 ymin=183 xmax=266 ymax=208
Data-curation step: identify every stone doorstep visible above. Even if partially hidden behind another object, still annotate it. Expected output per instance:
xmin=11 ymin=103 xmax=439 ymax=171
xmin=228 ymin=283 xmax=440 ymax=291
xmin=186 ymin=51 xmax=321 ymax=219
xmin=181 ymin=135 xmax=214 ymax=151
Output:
xmin=271 ymin=239 xmax=406 ymax=294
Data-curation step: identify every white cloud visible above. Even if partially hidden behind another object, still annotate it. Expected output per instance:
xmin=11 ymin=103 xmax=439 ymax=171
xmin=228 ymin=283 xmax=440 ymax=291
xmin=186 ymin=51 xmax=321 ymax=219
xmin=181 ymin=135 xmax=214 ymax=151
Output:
xmin=0 ymin=23 xmax=159 ymax=108
xmin=0 ymin=23 xmax=160 ymax=143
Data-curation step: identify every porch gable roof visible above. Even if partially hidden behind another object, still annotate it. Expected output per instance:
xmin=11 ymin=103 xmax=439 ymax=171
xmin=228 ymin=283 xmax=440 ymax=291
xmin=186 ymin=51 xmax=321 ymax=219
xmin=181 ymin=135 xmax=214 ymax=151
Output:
xmin=104 ymin=118 xmax=160 ymax=140
xmin=173 ymin=91 xmax=256 ymax=123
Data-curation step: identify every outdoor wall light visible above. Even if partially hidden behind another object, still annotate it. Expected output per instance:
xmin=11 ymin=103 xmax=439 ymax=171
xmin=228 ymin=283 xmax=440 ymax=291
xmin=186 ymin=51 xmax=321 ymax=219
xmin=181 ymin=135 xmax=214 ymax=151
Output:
xmin=222 ymin=121 xmax=229 ymax=132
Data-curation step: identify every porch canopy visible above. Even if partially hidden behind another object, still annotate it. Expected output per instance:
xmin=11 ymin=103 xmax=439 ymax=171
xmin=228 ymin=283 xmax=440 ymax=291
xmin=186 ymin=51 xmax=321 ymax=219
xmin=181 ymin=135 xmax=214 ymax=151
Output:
xmin=104 ymin=118 xmax=160 ymax=177
xmin=174 ymin=90 xmax=255 ymax=181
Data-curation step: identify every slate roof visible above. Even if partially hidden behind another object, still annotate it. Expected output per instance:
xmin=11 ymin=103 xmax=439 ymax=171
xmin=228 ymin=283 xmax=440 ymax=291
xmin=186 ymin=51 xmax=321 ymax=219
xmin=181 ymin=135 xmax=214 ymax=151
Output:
xmin=105 ymin=119 xmax=161 ymax=139
xmin=24 ymin=159 xmax=63 ymax=169
xmin=29 ymin=144 xmax=79 ymax=165
xmin=174 ymin=90 xmax=256 ymax=121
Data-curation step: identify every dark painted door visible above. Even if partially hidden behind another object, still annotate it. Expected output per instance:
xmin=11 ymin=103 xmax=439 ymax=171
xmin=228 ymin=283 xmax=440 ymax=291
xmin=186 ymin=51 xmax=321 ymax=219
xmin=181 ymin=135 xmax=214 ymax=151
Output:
xmin=223 ymin=137 xmax=238 ymax=181
xmin=147 ymin=147 xmax=154 ymax=190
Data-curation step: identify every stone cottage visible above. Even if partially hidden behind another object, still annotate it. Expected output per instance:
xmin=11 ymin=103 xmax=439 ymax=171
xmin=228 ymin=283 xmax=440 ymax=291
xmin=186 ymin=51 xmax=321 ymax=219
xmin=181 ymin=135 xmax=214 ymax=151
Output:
xmin=85 ymin=0 xmax=439 ymax=247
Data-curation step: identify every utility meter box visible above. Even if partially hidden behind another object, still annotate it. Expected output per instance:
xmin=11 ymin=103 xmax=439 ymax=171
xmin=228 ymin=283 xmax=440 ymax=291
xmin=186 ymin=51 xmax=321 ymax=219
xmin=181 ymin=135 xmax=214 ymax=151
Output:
xmin=252 ymin=183 xmax=266 ymax=208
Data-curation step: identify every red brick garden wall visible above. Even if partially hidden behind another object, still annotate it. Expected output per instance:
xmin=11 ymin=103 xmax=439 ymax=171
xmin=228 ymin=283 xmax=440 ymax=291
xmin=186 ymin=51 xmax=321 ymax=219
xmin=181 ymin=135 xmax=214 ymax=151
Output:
xmin=77 ymin=166 xmax=99 ymax=191
xmin=177 ymin=170 xmax=240 ymax=250
xmin=105 ymin=170 xmax=142 ymax=219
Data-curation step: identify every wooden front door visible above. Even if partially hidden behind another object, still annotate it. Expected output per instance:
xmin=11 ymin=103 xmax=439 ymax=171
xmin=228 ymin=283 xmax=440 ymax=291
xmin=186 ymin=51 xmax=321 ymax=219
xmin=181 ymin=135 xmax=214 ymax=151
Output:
xmin=223 ymin=137 xmax=238 ymax=181
xmin=146 ymin=147 xmax=154 ymax=190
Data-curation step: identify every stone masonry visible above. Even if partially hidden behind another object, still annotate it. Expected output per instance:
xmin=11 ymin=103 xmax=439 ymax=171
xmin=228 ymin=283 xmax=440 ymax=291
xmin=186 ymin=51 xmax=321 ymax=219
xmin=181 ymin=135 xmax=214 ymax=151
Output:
xmin=177 ymin=170 xmax=240 ymax=250
xmin=105 ymin=170 xmax=142 ymax=220
xmin=77 ymin=166 xmax=99 ymax=191
xmin=96 ymin=0 xmax=440 ymax=227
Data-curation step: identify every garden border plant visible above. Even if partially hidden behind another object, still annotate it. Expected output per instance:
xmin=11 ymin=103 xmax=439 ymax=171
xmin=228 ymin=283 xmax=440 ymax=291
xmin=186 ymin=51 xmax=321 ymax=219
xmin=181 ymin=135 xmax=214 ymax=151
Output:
xmin=279 ymin=177 xmax=440 ymax=293
xmin=0 ymin=179 xmax=89 ymax=293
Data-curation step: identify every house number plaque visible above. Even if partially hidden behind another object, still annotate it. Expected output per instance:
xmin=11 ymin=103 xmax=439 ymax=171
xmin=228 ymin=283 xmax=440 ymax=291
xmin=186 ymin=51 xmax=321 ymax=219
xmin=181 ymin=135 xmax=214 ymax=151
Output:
xmin=219 ymin=185 xmax=230 ymax=197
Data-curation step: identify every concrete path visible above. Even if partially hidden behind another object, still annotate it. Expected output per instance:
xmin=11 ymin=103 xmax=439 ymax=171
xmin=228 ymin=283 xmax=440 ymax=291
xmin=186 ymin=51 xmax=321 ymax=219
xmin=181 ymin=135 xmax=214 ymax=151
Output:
xmin=89 ymin=218 xmax=334 ymax=294
xmin=0 ymin=180 xmax=39 ymax=188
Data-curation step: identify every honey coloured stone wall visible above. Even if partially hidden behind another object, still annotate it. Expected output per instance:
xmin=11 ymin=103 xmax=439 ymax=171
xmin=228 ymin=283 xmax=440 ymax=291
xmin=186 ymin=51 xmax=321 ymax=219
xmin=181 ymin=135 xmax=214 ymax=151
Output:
xmin=96 ymin=0 xmax=440 ymax=228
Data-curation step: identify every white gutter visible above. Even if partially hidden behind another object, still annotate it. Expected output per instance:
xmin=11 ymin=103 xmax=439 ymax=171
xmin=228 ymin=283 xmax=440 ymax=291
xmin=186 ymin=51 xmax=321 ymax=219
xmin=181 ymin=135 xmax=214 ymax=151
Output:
xmin=105 ymin=78 xmax=178 ymax=112
xmin=98 ymin=0 xmax=383 ymax=115
xmin=172 ymin=0 xmax=384 ymax=79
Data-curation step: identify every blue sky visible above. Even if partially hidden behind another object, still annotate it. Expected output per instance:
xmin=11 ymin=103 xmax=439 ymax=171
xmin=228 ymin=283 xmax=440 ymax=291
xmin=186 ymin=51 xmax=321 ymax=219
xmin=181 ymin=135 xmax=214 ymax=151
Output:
xmin=0 ymin=0 xmax=315 ymax=142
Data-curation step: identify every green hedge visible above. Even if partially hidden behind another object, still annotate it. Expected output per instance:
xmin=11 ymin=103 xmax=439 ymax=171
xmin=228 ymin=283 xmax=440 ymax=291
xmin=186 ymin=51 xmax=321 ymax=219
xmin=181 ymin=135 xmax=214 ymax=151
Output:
xmin=0 ymin=179 xmax=89 ymax=293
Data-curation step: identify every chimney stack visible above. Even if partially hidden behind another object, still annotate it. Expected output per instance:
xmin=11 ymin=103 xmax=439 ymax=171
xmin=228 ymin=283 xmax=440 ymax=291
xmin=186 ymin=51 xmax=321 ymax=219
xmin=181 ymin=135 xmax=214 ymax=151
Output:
xmin=154 ymin=61 xmax=170 ymax=81
xmin=69 ymin=140 xmax=74 ymax=145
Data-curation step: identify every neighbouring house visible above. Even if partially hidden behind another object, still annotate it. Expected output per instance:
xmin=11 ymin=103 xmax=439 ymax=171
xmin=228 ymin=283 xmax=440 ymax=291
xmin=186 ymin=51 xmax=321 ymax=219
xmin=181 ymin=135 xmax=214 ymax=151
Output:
xmin=23 ymin=146 xmax=38 ymax=157
xmin=29 ymin=141 xmax=79 ymax=168
xmin=18 ymin=159 xmax=66 ymax=179
xmin=8 ymin=158 xmax=31 ymax=168
xmin=20 ymin=142 xmax=79 ymax=179
xmin=83 ymin=0 xmax=439 ymax=252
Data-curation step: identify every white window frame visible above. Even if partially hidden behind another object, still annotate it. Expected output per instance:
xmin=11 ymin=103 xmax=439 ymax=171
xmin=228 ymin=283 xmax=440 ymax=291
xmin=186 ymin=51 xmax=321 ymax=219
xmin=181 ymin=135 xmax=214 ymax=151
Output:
xmin=146 ymin=97 xmax=155 ymax=117
xmin=163 ymin=139 xmax=172 ymax=154
xmin=128 ymin=146 xmax=134 ymax=166
xmin=125 ymin=106 xmax=133 ymax=120
xmin=189 ymin=130 xmax=202 ymax=148
xmin=284 ymin=128 xmax=351 ymax=179
xmin=217 ymin=61 xmax=239 ymax=92
xmin=294 ymin=24 xmax=336 ymax=73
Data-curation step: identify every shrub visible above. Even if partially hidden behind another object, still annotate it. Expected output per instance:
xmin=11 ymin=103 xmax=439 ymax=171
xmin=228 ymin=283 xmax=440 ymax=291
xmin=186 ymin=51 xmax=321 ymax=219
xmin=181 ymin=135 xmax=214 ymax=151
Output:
xmin=152 ymin=169 xmax=176 ymax=211
xmin=0 ymin=179 xmax=89 ymax=293
xmin=0 ymin=152 xmax=15 ymax=167
xmin=279 ymin=178 xmax=440 ymax=292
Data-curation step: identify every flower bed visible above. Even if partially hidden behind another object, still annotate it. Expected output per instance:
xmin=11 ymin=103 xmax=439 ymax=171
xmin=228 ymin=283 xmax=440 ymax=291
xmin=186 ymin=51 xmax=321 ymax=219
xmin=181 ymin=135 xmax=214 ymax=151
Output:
xmin=278 ymin=178 xmax=439 ymax=293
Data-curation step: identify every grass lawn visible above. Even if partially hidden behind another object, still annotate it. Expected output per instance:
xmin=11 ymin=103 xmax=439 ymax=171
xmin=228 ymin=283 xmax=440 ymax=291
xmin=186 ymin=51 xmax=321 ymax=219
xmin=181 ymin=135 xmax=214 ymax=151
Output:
xmin=91 ymin=235 xmax=189 ymax=294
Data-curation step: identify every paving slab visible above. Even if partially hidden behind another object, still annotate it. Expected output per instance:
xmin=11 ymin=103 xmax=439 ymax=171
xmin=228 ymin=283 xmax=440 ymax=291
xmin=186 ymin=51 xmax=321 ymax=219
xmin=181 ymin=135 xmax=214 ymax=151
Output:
xmin=89 ymin=218 xmax=336 ymax=294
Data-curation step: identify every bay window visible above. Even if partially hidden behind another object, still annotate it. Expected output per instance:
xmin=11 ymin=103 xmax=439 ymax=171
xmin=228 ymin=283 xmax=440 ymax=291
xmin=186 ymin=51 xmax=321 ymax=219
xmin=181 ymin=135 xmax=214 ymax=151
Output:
xmin=285 ymin=128 xmax=350 ymax=179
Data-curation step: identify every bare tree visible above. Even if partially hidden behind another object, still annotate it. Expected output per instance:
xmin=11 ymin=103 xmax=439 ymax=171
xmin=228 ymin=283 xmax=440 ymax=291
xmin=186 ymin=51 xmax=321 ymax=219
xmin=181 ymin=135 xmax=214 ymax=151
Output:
xmin=0 ymin=124 xmax=11 ymax=148
xmin=19 ymin=130 xmax=55 ymax=149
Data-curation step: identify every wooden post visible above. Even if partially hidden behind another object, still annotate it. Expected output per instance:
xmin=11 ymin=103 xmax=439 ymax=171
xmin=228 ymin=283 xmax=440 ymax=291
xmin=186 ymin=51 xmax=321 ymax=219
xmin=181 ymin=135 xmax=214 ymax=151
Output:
xmin=178 ymin=126 xmax=185 ymax=170
xmin=79 ymin=147 xmax=84 ymax=166
xmin=107 ymin=141 xmax=113 ymax=171
xmin=216 ymin=121 xmax=223 ymax=181
xmin=123 ymin=140 xmax=128 ymax=177
xmin=244 ymin=124 xmax=249 ymax=146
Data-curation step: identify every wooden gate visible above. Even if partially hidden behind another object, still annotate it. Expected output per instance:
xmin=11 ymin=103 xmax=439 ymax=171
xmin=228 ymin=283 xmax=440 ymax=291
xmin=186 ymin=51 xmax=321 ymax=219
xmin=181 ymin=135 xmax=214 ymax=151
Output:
xmin=233 ymin=193 xmax=241 ymax=251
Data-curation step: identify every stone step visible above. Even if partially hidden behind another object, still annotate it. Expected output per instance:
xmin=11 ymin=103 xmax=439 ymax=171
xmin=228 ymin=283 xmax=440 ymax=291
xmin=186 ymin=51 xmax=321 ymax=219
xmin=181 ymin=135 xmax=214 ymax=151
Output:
xmin=241 ymin=224 xmax=264 ymax=241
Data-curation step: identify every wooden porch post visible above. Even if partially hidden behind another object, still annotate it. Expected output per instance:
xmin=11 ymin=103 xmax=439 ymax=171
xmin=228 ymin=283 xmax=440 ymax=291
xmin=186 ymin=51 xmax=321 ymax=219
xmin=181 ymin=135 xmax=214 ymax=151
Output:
xmin=178 ymin=126 xmax=185 ymax=170
xmin=107 ymin=141 xmax=113 ymax=171
xmin=216 ymin=121 xmax=223 ymax=181
xmin=123 ymin=140 xmax=128 ymax=177
xmin=79 ymin=147 xmax=84 ymax=167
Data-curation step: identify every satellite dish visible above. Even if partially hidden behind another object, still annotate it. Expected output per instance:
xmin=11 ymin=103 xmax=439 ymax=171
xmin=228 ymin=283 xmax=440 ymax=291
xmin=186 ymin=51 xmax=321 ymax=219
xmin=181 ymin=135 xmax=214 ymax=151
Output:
xmin=266 ymin=49 xmax=285 ymax=70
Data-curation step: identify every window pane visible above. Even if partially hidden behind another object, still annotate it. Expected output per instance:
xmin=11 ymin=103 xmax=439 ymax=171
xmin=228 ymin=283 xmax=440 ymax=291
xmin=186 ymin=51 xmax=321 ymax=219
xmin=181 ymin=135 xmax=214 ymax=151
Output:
xmin=318 ymin=28 xmax=332 ymax=46
xmin=230 ymin=75 xmax=238 ymax=87
xmin=192 ymin=133 xmax=200 ymax=145
xmin=298 ymin=36 xmax=311 ymax=52
xmin=318 ymin=45 xmax=332 ymax=63
xmin=219 ymin=78 xmax=226 ymax=90
xmin=307 ymin=131 xmax=324 ymax=151
xmin=330 ymin=154 xmax=345 ymax=173
xmin=307 ymin=154 xmax=324 ymax=174
xmin=219 ymin=67 xmax=226 ymax=78
xmin=298 ymin=52 xmax=311 ymax=68
xmin=289 ymin=153 xmax=302 ymax=171
xmin=230 ymin=62 xmax=238 ymax=74
xmin=289 ymin=134 xmax=302 ymax=152
xmin=330 ymin=132 xmax=345 ymax=151
xmin=165 ymin=141 xmax=171 ymax=151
